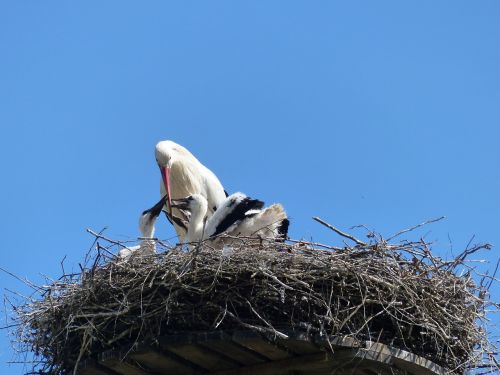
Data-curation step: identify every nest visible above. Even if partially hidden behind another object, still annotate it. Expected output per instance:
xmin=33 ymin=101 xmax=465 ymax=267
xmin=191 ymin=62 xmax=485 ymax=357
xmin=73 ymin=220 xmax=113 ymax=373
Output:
xmin=8 ymin=223 xmax=499 ymax=375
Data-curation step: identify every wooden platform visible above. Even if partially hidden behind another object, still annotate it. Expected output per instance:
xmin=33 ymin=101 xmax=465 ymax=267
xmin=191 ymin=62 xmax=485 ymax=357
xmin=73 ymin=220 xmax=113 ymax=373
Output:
xmin=77 ymin=330 xmax=447 ymax=375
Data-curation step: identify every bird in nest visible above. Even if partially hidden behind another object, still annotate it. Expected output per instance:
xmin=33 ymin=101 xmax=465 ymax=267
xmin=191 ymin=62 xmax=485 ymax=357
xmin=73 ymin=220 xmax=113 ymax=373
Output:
xmin=171 ymin=192 xmax=289 ymax=250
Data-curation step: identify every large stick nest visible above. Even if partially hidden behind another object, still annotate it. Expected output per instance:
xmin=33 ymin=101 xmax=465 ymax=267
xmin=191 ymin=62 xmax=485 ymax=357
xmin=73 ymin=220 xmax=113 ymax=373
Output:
xmin=9 ymin=228 xmax=499 ymax=374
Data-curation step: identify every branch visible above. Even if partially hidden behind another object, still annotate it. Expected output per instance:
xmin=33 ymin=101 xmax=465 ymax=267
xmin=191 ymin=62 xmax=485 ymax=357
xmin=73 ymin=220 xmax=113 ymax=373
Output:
xmin=312 ymin=217 xmax=367 ymax=246
xmin=386 ymin=216 xmax=446 ymax=242
xmin=86 ymin=228 xmax=128 ymax=254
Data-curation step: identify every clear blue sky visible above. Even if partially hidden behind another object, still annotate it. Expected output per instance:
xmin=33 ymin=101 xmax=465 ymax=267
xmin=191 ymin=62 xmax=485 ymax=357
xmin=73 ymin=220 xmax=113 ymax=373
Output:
xmin=1 ymin=1 xmax=499 ymax=373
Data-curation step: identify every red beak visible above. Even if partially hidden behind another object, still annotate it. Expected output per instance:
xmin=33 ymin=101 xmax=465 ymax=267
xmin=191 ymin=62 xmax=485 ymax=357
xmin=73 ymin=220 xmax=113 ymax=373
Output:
xmin=161 ymin=167 xmax=173 ymax=214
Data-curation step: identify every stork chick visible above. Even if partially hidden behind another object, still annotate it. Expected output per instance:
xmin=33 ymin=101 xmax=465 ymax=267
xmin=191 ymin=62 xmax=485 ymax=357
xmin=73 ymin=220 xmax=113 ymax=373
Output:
xmin=118 ymin=196 xmax=167 ymax=261
xmin=171 ymin=193 xmax=289 ymax=249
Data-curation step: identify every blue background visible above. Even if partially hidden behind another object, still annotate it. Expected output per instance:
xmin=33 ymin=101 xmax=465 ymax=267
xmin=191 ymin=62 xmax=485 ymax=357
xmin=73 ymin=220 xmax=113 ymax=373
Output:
xmin=1 ymin=2 xmax=498 ymax=373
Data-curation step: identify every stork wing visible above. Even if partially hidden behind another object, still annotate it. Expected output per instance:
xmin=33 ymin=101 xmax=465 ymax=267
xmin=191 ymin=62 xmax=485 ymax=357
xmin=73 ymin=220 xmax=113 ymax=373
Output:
xmin=206 ymin=193 xmax=264 ymax=238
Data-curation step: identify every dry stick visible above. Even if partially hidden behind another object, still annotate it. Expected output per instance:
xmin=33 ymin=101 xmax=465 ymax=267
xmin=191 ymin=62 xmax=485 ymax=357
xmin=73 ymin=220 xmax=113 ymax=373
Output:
xmin=287 ymin=238 xmax=344 ymax=251
xmin=212 ymin=301 xmax=288 ymax=340
xmin=245 ymin=299 xmax=289 ymax=339
xmin=0 ymin=267 xmax=43 ymax=292
xmin=84 ymin=227 xmax=104 ymax=265
xmin=312 ymin=217 xmax=367 ymax=246
xmin=458 ymin=242 xmax=492 ymax=263
xmin=4 ymin=288 xmax=32 ymax=302
xmin=260 ymin=269 xmax=294 ymax=290
xmin=486 ymin=258 xmax=500 ymax=291
xmin=85 ymin=229 xmax=128 ymax=255
xmin=386 ymin=216 xmax=446 ymax=242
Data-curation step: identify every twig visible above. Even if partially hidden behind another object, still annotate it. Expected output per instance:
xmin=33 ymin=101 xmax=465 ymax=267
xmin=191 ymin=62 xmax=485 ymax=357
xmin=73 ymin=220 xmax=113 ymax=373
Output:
xmin=386 ymin=216 xmax=446 ymax=242
xmin=0 ymin=267 xmax=43 ymax=292
xmin=312 ymin=217 xmax=367 ymax=246
xmin=86 ymin=228 xmax=128 ymax=254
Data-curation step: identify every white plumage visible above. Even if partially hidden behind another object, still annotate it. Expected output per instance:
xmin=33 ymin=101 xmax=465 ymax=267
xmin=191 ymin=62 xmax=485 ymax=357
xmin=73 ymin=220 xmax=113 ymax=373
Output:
xmin=171 ymin=193 xmax=289 ymax=249
xmin=155 ymin=140 xmax=227 ymax=241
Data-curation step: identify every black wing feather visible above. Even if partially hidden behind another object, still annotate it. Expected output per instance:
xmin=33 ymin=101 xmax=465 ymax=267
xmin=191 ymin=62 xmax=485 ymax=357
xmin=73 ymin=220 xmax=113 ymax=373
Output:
xmin=143 ymin=196 xmax=168 ymax=218
xmin=162 ymin=209 xmax=188 ymax=233
xmin=211 ymin=197 xmax=264 ymax=237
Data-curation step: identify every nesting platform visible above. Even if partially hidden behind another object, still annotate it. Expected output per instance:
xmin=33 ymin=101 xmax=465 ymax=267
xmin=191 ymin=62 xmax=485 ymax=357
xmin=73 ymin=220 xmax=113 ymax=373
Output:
xmin=77 ymin=330 xmax=446 ymax=375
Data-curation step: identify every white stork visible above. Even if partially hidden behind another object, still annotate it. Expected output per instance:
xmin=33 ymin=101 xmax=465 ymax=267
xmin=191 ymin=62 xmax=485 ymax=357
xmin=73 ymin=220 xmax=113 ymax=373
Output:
xmin=155 ymin=140 xmax=227 ymax=242
xmin=171 ymin=193 xmax=289 ymax=249
xmin=118 ymin=196 xmax=167 ymax=260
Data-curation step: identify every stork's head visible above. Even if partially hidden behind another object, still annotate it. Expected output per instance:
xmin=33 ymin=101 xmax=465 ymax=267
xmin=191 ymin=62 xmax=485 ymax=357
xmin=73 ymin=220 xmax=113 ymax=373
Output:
xmin=155 ymin=140 xmax=192 ymax=166
xmin=171 ymin=194 xmax=207 ymax=218
xmin=139 ymin=195 xmax=167 ymax=238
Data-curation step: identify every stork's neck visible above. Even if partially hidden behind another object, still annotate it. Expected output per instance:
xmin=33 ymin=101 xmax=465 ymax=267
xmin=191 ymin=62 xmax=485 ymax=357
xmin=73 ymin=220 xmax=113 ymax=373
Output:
xmin=139 ymin=213 xmax=156 ymax=238
xmin=186 ymin=200 xmax=208 ymax=244
xmin=142 ymin=223 xmax=155 ymax=238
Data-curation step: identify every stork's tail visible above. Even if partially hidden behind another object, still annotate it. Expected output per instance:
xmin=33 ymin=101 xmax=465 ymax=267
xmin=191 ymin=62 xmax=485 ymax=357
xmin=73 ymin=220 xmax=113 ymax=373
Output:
xmin=277 ymin=218 xmax=290 ymax=242
xmin=257 ymin=204 xmax=289 ymax=241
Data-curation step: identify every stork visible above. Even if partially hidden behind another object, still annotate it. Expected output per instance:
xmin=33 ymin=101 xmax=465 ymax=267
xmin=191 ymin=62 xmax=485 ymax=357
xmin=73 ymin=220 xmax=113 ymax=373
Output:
xmin=171 ymin=193 xmax=289 ymax=249
xmin=118 ymin=196 xmax=167 ymax=261
xmin=155 ymin=140 xmax=227 ymax=242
